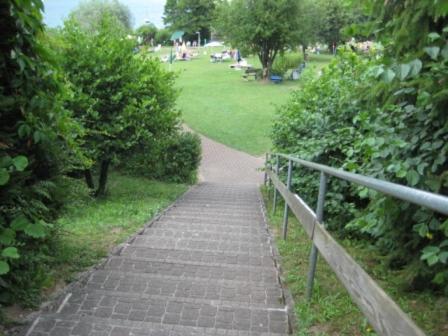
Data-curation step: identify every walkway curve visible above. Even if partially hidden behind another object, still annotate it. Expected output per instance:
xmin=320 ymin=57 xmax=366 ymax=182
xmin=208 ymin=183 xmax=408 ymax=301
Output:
xmin=23 ymin=132 xmax=293 ymax=336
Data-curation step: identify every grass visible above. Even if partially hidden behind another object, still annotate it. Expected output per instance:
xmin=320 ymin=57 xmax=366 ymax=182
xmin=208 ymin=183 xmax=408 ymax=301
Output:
xmin=158 ymin=47 xmax=332 ymax=156
xmin=261 ymin=187 xmax=448 ymax=336
xmin=49 ymin=172 xmax=187 ymax=284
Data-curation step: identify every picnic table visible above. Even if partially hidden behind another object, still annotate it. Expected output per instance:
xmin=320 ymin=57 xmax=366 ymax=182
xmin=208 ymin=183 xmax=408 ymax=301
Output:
xmin=242 ymin=68 xmax=262 ymax=80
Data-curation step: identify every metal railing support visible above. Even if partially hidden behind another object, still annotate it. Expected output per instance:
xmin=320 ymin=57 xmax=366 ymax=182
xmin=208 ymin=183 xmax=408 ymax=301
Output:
xmin=264 ymin=153 xmax=269 ymax=186
xmin=272 ymin=155 xmax=280 ymax=214
xmin=282 ymin=160 xmax=293 ymax=240
xmin=306 ymin=172 xmax=327 ymax=301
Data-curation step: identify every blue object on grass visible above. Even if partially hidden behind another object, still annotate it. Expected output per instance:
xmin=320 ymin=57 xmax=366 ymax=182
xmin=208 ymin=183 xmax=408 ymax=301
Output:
xmin=270 ymin=75 xmax=283 ymax=84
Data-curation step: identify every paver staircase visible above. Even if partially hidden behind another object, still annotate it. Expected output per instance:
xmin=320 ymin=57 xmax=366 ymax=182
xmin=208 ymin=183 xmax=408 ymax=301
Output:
xmin=26 ymin=183 xmax=290 ymax=336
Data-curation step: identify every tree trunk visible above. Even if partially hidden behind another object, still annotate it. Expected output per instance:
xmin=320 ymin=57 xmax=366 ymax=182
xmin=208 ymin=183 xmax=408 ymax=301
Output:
xmin=84 ymin=169 xmax=95 ymax=190
xmin=95 ymin=159 xmax=110 ymax=197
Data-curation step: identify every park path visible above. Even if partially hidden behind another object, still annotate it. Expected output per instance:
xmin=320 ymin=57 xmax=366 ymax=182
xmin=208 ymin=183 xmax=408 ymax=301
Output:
xmin=24 ymin=133 xmax=291 ymax=336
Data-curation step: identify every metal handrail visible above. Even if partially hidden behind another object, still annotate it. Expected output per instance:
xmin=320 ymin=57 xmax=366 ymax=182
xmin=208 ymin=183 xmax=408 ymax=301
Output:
xmin=273 ymin=153 xmax=448 ymax=215
xmin=265 ymin=152 xmax=448 ymax=336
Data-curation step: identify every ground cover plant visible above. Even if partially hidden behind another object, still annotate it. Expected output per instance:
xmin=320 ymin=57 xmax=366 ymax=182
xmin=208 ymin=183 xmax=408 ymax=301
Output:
xmin=52 ymin=173 xmax=187 ymax=288
xmin=262 ymin=189 xmax=448 ymax=336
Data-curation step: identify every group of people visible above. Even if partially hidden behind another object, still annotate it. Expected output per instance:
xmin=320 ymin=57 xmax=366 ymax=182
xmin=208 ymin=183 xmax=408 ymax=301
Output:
xmin=210 ymin=49 xmax=242 ymax=63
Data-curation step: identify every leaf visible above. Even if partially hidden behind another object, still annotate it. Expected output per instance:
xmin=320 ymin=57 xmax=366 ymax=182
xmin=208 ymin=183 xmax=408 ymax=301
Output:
xmin=427 ymin=255 xmax=439 ymax=266
xmin=427 ymin=32 xmax=440 ymax=42
xmin=409 ymin=59 xmax=422 ymax=76
xmin=0 ymin=261 xmax=9 ymax=275
xmin=382 ymin=69 xmax=395 ymax=83
xmin=12 ymin=156 xmax=28 ymax=171
xmin=424 ymin=46 xmax=440 ymax=60
xmin=0 ymin=156 xmax=12 ymax=168
xmin=0 ymin=229 xmax=15 ymax=245
xmin=24 ymin=222 xmax=46 ymax=238
xmin=406 ymin=170 xmax=420 ymax=186
xmin=397 ymin=63 xmax=411 ymax=80
xmin=10 ymin=215 xmax=30 ymax=231
xmin=441 ymin=44 xmax=448 ymax=60
xmin=440 ymin=251 xmax=448 ymax=264
xmin=0 ymin=168 xmax=9 ymax=186
xmin=1 ymin=247 xmax=19 ymax=259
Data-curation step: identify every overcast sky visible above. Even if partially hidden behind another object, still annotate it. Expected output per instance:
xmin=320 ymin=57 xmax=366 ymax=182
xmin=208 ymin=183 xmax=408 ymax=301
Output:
xmin=43 ymin=0 xmax=166 ymax=28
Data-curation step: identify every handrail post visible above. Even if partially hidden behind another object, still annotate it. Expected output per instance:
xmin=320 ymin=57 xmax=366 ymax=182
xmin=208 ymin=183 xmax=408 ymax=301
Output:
xmin=282 ymin=159 xmax=293 ymax=239
xmin=264 ymin=153 xmax=269 ymax=186
xmin=306 ymin=172 xmax=327 ymax=301
xmin=272 ymin=155 xmax=280 ymax=214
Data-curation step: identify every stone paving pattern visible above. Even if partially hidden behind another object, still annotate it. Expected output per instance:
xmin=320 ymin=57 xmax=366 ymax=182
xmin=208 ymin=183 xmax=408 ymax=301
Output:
xmin=25 ymin=135 xmax=290 ymax=335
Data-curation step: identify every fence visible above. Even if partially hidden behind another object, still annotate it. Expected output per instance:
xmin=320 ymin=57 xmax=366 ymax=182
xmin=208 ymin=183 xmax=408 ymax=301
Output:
xmin=264 ymin=153 xmax=448 ymax=336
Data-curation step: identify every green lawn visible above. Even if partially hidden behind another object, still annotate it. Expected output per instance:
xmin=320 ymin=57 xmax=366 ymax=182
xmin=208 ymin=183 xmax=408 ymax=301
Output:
xmin=50 ymin=173 xmax=187 ymax=283
xmin=160 ymin=47 xmax=332 ymax=155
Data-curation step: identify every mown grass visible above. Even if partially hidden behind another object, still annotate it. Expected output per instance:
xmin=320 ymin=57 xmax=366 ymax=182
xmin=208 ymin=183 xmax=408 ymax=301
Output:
xmin=261 ymin=187 xmax=448 ymax=336
xmin=158 ymin=47 xmax=331 ymax=155
xmin=49 ymin=172 xmax=187 ymax=284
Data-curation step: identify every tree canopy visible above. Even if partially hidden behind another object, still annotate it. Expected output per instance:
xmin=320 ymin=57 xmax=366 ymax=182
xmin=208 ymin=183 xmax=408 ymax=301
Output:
xmin=216 ymin=0 xmax=301 ymax=78
xmin=70 ymin=0 xmax=133 ymax=31
xmin=163 ymin=0 xmax=217 ymax=42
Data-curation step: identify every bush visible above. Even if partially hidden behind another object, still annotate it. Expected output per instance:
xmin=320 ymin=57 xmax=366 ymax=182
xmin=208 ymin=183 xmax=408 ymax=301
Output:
xmin=121 ymin=132 xmax=201 ymax=184
xmin=271 ymin=53 xmax=303 ymax=76
xmin=0 ymin=0 xmax=82 ymax=306
xmin=272 ymin=44 xmax=448 ymax=292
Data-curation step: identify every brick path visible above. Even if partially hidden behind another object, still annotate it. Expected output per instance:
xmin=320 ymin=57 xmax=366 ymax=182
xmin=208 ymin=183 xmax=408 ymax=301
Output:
xmin=24 ymin=135 xmax=291 ymax=336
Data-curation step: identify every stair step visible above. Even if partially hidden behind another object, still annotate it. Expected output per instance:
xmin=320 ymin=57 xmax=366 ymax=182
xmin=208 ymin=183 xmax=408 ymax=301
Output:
xmin=140 ymin=228 xmax=267 ymax=243
xmin=103 ymin=257 xmax=279 ymax=284
xmin=151 ymin=221 xmax=265 ymax=234
xmin=129 ymin=236 xmax=272 ymax=255
xmin=84 ymin=270 xmax=282 ymax=306
xmin=161 ymin=215 xmax=264 ymax=226
xmin=29 ymin=312 xmax=289 ymax=335
xmin=120 ymin=246 xmax=274 ymax=267
xmin=169 ymin=207 xmax=263 ymax=216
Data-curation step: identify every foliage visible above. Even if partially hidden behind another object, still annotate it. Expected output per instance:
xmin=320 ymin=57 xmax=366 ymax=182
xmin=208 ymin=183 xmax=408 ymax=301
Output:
xmin=69 ymin=0 xmax=133 ymax=32
xmin=0 ymin=0 xmax=82 ymax=305
xmin=122 ymin=132 xmax=201 ymax=184
xmin=216 ymin=0 xmax=301 ymax=78
xmin=136 ymin=23 xmax=158 ymax=45
xmin=60 ymin=16 xmax=180 ymax=196
xmin=316 ymin=0 xmax=365 ymax=48
xmin=272 ymin=5 xmax=448 ymax=292
xmin=271 ymin=53 xmax=303 ymax=76
xmin=52 ymin=173 xmax=186 ymax=287
xmin=163 ymin=0 xmax=218 ymax=42
xmin=155 ymin=28 xmax=172 ymax=46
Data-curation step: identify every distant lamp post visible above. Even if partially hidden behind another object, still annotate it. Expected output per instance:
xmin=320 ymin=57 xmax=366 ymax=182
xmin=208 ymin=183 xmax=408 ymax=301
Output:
xmin=196 ymin=31 xmax=201 ymax=48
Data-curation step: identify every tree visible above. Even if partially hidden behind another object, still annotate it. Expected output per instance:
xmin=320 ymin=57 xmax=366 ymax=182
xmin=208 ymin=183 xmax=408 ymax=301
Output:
xmin=163 ymin=0 xmax=217 ymax=42
xmin=217 ymin=0 xmax=301 ymax=79
xmin=155 ymin=28 xmax=172 ymax=46
xmin=136 ymin=23 xmax=158 ymax=45
xmin=0 ymin=0 xmax=82 ymax=304
xmin=316 ymin=0 xmax=366 ymax=49
xmin=60 ymin=15 xmax=179 ymax=197
xmin=70 ymin=0 xmax=133 ymax=31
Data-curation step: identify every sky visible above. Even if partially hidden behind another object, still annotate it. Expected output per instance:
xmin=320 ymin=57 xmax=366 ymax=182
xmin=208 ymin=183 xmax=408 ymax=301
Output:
xmin=43 ymin=0 xmax=166 ymax=28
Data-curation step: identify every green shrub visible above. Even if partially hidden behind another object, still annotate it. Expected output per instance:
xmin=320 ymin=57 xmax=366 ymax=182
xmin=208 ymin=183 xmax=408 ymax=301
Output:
xmin=272 ymin=42 xmax=448 ymax=292
xmin=122 ymin=132 xmax=201 ymax=184
xmin=59 ymin=15 xmax=180 ymax=196
xmin=271 ymin=53 xmax=303 ymax=76
xmin=0 ymin=0 xmax=83 ymax=306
